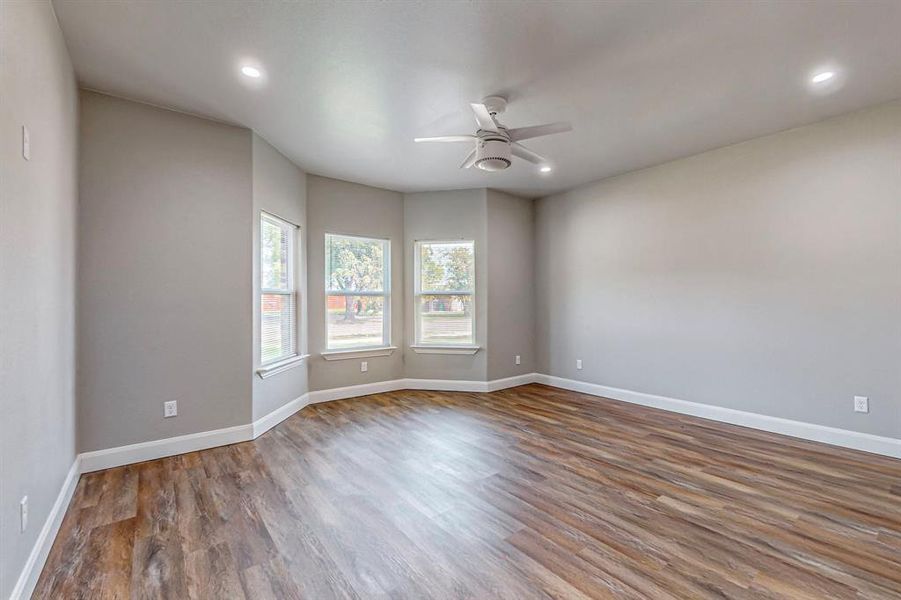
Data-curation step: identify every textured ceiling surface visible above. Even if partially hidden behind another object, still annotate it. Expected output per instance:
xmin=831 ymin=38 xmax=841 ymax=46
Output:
xmin=54 ymin=0 xmax=901 ymax=197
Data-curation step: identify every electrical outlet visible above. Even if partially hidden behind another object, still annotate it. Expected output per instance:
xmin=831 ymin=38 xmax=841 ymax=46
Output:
xmin=164 ymin=400 xmax=178 ymax=418
xmin=515 ymin=355 xmax=521 ymax=365
xmin=20 ymin=496 xmax=28 ymax=532
xmin=853 ymin=396 xmax=869 ymax=413
xmin=576 ymin=359 xmax=583 ymax=370
xmin=22 ymin=125 xmax=30 ymax=160
xmin=361 ymin=361 xmax=368 ymax=373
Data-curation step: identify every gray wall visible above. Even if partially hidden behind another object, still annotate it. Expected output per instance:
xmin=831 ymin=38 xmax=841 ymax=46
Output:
xmin=0 ymin=2 xmax=78 ymax=596
xmin=403 ymin=190 xmax=488 ymax=381
xmin=78 ymin=91 xmax=253 ymax=451
xmin=486 ymin=190 xmax=535 ymax=380
xmin=535 ymin=102 xmax=901 ymax=438
xmin=306 ymin=175 xmax=404 ymax=391
xmin=252 ymin=134 xmax=308 ymax=420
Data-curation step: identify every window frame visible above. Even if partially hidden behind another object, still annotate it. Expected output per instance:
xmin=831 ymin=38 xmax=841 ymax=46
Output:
xmin=324 ymin=232 xmax=392 ymax=351
xmin=413 ymin=239 xmax=477 ymax=349
xmin=259 ymin=211 xmax=301 ymax=367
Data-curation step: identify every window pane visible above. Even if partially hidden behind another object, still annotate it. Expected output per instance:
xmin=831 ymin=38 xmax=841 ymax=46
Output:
xmin=261 ymin=217 xmax=289 ymax=290
xmin=262 ymin=293 xmax=296 ymax=363
xmin=327 ymin=295 xmax=385 ymax=349
xmin=419 ymin=295 xmax=473 ymax=345
xmin=419 ymin=242 xmax=473 ymax=292
xmin=327 ymin=235 xmax=385 ymax=292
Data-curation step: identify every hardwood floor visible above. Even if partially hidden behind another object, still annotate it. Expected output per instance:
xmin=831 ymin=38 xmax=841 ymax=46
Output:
xmin=34 ymin=384 xmax=901 ymax=599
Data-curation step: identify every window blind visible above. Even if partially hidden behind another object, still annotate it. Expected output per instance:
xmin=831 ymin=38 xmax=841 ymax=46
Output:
xmin=261 ymin=213 xmax=297 ymax=364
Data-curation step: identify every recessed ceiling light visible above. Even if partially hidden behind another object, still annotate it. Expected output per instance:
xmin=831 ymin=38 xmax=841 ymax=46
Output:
xmin=241 ymin=65 xmax=262 ymax=78
xmin=540 ymin=166 xmax=552 ymax=173
xmin=811 ymin=71 xmax=835 ymax=84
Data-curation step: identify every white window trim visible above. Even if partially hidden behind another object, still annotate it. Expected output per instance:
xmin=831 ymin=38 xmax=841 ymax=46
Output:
xmin=257 ymin=353 xmax=311 ymax=378
xmin=324 ymin=233 xmax=391 ymax=352
xmin=321 ymin=346 xmax=397 ymax=361
xmin=413 ymin=239 xmax=476 ymax=349
xmin=410 ymin=345 xmax=480 ymax=355
xmin=260 ymin=212 xmax=301 ymax=369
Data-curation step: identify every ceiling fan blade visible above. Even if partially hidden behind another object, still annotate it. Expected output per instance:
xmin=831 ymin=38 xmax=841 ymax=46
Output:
xmin=470 ymin=103 xmax=497 ymax=131
xmin=414 ymin=135 xmax=476 ymax=143
xmin=507 ymin=122 xmax=572 ymax=142
xmin=511 ymin=142 xmax=548 ymax=165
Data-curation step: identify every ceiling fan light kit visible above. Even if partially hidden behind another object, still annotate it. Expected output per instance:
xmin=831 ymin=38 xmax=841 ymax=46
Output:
xmin=473 ymin=137 xmax=512 ymax=172
xmin=414 ymin=95 xmax=572 ymax=173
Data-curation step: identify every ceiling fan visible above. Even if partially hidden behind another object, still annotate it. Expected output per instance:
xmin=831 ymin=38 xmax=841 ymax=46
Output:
xmin=414 ymin=96 xmax=572 ymax=172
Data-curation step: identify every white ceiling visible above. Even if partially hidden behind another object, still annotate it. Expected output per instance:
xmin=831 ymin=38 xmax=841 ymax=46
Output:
xmin=53 ymin=1 xmax=901 ymax=198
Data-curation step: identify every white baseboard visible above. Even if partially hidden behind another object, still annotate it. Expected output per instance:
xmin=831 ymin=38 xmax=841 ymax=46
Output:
xmin=77 ymin=383 xmax=395 ymax=474
xmin=70 ymin=370 xmax=901 ymax=475
xmin=77 ymin=374 xmax=539 ymax=474
xmin=404 ymin=373 xmax=538 ymax=393
xmin=302 ymin=374 xmax=538 ymax=403
xmin=80 ymin=394 xmax=316 ymax=474
xmin=10 ymin=458 xmax=81 ymax=600
xmin=79 ymin=423 xmax=253 ymax=473
xmin=252 ymin=393 xmax=311 ymax=438
xmin=486 ymin=373 xmax=538 ymax=392
xmin=307 ymin=379 xmax=407 ymax=404
xmin=21 ymin=372 xmax=899 ymax=598
xmin=534 ymin=374 xmax=901 ymax=459
xmin=74 ymin=371 xmax=900 ymax=478
xmin=403 ymin=377 xmax=489 ymax=392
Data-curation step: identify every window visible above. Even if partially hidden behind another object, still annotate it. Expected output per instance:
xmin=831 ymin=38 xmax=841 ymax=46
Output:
xmin=414 ymin=240 xmax=475 ymax=346
xmin=325 ymin=234 xmax=390 ymax=350
xmin=260 ymin=213 xmax=299 ymax=365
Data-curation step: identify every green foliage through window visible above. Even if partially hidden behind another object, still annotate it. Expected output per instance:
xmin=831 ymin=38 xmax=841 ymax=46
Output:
xmin=326 ymin=235 xmax=385 ymax=292
xmin=419 ymin=241 xmax=473 ymax=292
xmin=415 ymin=241 xmax=475 ymax=346
xmin=325 ymin=234 xmax=390 ymax=350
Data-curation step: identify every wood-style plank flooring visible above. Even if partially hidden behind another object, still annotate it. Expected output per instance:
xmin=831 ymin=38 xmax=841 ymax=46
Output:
xmin=34 ymin=384 xmax=901 ymax=599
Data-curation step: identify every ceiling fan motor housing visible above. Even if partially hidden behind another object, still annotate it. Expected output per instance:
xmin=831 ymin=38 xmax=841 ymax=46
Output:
xmin=475 ymin=138 xmax=511 ymax=171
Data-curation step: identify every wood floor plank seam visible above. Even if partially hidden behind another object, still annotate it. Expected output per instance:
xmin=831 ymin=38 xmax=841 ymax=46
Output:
xmin=32 ymin=384 xmax=901 ymax=599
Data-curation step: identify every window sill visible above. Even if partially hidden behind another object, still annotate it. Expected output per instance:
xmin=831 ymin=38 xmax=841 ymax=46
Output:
xmin=257 ymin=354 xmax=310 ymax=379
xmin=410 ymin=345 xmax=481 ymax=355
xmin=321 ymin=346 xmax=397 ymax=361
